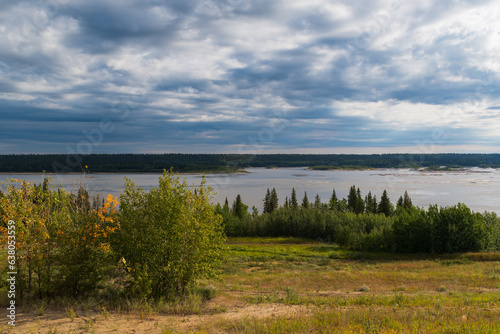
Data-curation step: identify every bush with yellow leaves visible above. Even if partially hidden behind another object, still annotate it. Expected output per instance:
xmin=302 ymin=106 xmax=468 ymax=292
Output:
xmin=0 ymin=177 xmax=120 ymax=299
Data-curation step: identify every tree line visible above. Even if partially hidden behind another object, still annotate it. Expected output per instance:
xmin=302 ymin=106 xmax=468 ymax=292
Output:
xmin=1 ymin=153 xmax=500 ymax=173
xmin=217 ymin=186 xmax=500 ymax=253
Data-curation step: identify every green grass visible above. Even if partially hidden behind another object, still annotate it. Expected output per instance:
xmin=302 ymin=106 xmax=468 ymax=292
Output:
xmin=10 ymin=237 xmax=500 ymax=333
xmin=215 ymin=307 xmax=500 ymax=334
xmin=202 ymin=237 xmax=500 ymax=333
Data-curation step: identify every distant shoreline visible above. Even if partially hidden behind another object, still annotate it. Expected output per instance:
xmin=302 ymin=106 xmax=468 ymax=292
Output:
xmin=0 ymin=170 xmax=250 ymax=176
xmin=1 ymin=153 xmax=499 ymax=174
xmin=1 ymin=166 xmax=497 ymax=176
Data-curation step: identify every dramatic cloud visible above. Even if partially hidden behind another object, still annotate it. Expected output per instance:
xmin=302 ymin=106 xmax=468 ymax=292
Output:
xmin=1 ymin=0 xmax=500 ymax=154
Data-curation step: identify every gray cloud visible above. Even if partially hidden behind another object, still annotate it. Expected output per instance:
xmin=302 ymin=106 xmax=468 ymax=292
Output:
xmin=1 ymin=0 xmax=500 ymax=154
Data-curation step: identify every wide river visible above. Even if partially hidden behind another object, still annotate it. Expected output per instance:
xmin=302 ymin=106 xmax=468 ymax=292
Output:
xmin=1 ymin=167 xmax=499 ymax=214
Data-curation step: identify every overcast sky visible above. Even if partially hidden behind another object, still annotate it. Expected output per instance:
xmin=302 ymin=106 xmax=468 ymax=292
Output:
xmin=1 ymin=0 xmax=500 ymax=154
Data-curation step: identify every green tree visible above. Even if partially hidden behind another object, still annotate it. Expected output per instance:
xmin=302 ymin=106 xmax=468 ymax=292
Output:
xmin=365 ymin=191 xmax=377 ymax=214
xmin=301 ymin=191 xmax=309 ymax=209
xmin=251 ymin=206 xmax=259 ymax=216
xmin=337 ymin=198 xmax=348 ymax=213
xmin=328 ymin=188 xmax=338 ymax=211
xmin=290 ymin=188 xmax=298 ymax=208
xmin=378 ymin=190 xmax=392 ymax=216
xmin=314 ymin=194 xmax=321 ymax=209
xmin=115 ymin=170 xmax=226 ymax=298
xmin=403 ymin=191 xmax=413 ymax=210
xmin=263 ymin=189 xmax=271 ymax=213
xmin=347 ymin=185 xmax=357 ymax=212
xmin=355 ymin=188 xmax=364 ymax=214
xmin=270 ymin=188 xmax=279 ymax=212
xmin=431 ymin=203 xmax=484 ymax=253
xmin=0 ymin=178 xmax=118 ymax=299
xmin=232 ymin=194 xmax=248 ymax=219
xmin=481 ymin=212 xmax=500 ymax=251
xmin=347 ymin=186 xmax=364 ymax=214
xmin=393 ymin=207 xmax=432 ymax=253
xmin=397 ymin=196 xmax=404 ymax=208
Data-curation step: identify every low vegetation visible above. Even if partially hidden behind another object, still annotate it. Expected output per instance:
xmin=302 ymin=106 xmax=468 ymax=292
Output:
xmin=4 ymin=237 xmax=500 ymax=333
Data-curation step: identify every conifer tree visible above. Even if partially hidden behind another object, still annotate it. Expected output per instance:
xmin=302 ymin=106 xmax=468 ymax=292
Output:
xmin=314 ymin=193 xmax=321 ymax=209
xmin=290 ymin=188 xmax=298 ymax=208
xmin=232 ymin=194 xmax=248 ymax=218
xmin=270 ymin=188 xmax=279 ymax=212
xmin=222 ymin=197 xmax=230 ymax=214
xmin=329 ymin=188 xmax=338 ymax=211
xmin=355 ymin=188 xmax=364 ymax=214
xmin=347 ymin=185 xmax=357 ymax=212
xmin=301 ymin=191 xmax=309 ymax=209
xmin=397 ymin=196 xmax=404 ymax=208
xmin=365 ymin=191 xmax=375 ymax=213
xmin=371 ymin=195 xmax=377 ymax=213
xmin=378 ymin=190 xmax=392 ymax=216
xmin=403 ymin=191 xmax=413 ymax=210
xmin=263 ymin=188 xmax=271 ymax=213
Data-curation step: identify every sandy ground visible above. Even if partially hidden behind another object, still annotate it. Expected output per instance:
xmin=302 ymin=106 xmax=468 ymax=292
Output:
xmin=6 ymin=299 xmax=310 ymax=334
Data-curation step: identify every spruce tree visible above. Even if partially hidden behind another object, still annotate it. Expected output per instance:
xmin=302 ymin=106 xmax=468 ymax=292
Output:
xmin=222 ymin=197 xmax=230 ymax=214
xmin=371 ymin=195 xmax=377 ymax=213
xmin=378 ymin=190 xmax=392 ymax=216
xmin=232 ymin=194 xmax=242 ymax=214
xmin=403 ymin=191 xmax=413 ymax=210
xmin=263 ymin=188 xmax=271 ymax=213
xmin=232 ymin=194 xmax=248 ymax=219
xmin=347 ymin=185 xmax=357 ymax=212
xmin=270 ymin=188 xmax=279 ymax=212
xmin=365 ymin=191 xmax=375 ymax=213
xmin=290 ymin=188 xmax=298 ymax=208
xmin=397 ymin=196 xmax=404 ymax=208
xmin=329 ymin=188 xmax=338 ymax=211
xmin=301 ymin=191 xmax=309 ymax=209
xmin=355 ymin=188 xmax=364 ymax=214
xmin=314 ymin=193 xmax=321 ymax=209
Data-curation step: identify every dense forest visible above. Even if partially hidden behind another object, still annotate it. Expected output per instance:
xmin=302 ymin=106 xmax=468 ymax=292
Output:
xmin=1 ymin=153 xmax=500 ymax=173
xmin=218 ymin=186 xmax=500 ymax=254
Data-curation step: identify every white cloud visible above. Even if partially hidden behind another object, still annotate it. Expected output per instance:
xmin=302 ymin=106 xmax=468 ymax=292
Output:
xmin=2 ymin=0 xmax=500 ymax=153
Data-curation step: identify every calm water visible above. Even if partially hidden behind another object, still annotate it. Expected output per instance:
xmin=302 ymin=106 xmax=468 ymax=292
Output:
xmin=1 ymin=167 xmax=499 ymax=214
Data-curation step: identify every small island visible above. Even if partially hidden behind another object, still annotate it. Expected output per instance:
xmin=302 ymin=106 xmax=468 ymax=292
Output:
xmin=308 ymin=165 xmax=376 ymax=171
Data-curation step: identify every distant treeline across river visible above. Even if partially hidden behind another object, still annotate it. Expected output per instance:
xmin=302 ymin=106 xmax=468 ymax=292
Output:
xmin=1 ymin=153 xmax=500 ymax=173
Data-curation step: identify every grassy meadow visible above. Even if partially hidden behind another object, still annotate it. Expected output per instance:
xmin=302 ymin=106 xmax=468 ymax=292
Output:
xmin=7 ymin=237 xmax=500 ymax=333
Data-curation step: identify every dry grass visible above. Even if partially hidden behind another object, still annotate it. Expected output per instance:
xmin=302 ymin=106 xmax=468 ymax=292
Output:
xmin=6 ymin=237 xmax=500 ymax=333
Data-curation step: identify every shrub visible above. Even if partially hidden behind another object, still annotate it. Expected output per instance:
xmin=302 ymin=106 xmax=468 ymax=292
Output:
xmin=114 ymin=170 xmax=226 ymax=299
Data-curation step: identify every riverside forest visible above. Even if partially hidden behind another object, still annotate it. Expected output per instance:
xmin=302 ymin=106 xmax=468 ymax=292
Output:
xmin=2 ymin=170 xmax=500 ymax=333
xmin=1 ymin=153 xmax=500 ymax=173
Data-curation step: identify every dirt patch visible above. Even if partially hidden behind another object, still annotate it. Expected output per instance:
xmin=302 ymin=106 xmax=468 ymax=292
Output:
xmin=8 ymin=303 xmax=310 ymax=334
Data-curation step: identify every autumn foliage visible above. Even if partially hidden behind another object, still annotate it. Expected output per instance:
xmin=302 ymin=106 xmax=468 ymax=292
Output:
xmin=0 ymin=170 xmax=225 ymax=302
